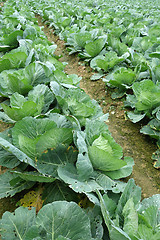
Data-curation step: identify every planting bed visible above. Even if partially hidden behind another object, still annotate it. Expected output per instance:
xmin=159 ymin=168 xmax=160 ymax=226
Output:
xmin=41 ymin=22 xmax=160 ymax=199
xmin=0 ymin=0 xmax=160 ymax=239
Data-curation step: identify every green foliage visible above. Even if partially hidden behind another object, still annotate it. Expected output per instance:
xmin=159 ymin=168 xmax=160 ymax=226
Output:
xmin=0 ymin=52 xmax=28 ymax=73
xmin=0 ymin=171 xmax=35 ymax=198
xmin=85 ymin=38 xmax=106 ymax=57
xmin=12 ymin=117 xmax=73 ymax=158
xmin=104 ymin=67 xmax=136 ymax=90
xmin=0 ymin=201 xmax=97 ymax=240
xmin=96 ymin=52 xmax=129 ymax=72
xmin=0 ymin=0 xmax=159 ymax=239
xmin=50 ymin=81 xmax=103 ymax=126
xmin=88 ymin=134 xmax=126 ymax=171
xmin=132 ymin=80 xmax=160 ymax=112
xmin=97 ymin=180 xmax=160 ymax=240
xmin=0 ymin=207 xmax=38 ymax=239
xmin=1 ymin=85 xmax=55 ymax=121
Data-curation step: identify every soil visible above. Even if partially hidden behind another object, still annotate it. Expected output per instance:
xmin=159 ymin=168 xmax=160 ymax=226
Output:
xmin=40 ymin=19 xmax=160 ymax=199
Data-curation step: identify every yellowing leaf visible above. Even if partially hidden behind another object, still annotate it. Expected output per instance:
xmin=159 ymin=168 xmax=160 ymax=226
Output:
xmin=78 ymin=195 xmax=94 ymax=209
xmin=19 ymin=187 xmax=44 ymax=212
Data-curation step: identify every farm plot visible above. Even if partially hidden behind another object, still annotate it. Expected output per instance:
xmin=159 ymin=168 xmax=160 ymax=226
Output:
xmin=0 ymin=0 xmax=159 ymax=239
xmin=40 ymin=19 xmax=160 ymax=199
xmin=29 ymin=0 xmax=160 ymax=168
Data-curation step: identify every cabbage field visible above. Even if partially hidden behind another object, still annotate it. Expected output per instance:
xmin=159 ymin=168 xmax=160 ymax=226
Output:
xmin=0 ymin=0 xmax=160 ymax=239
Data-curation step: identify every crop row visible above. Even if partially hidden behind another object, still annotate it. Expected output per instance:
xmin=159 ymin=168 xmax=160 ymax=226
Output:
xmin=0 ymin=0 xmax=159 ymax=239
xmin=23 ymin=0 xmax=160 ymax=168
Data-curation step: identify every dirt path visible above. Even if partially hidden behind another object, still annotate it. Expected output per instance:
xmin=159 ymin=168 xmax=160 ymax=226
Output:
xmin=40 ymin=21 xmax=160 ymax=199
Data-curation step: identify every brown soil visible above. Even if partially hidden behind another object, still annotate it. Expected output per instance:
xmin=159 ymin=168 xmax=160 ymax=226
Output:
xmin=40 ymin=19 xmax=160 ymax=199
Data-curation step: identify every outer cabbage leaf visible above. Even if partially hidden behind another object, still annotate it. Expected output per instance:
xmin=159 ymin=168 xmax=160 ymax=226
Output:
xmin=24 ymin=62 xmax=51 ymax=85
xmin=35 ymin=128 xmax=73 ymax=156
xmin=28 ymin=84 xmax=55 ymax=113
xmin=97 ymin=186 xmax=160 ymax=240
xmin=122 ymin=198 xmax=138 ymax=237
xmin=0 ymin=62 xmax=52 ymax=96
xmin=86 ymin=206 xmax=104 ymax=239
xmin=115 ymin=179 xmax=141 ymax=226
xmin=96 ymin=52 xmax=129 ymax=72
xmin=48 ymin=56 xmax=65 ymax=71
xmin=74 ymin=32 xmax=91 ymax=48
xmin=12 ymin=117 xmax=73 ymax=159
xmin=0 ymin=136 xmax=36 ymax=167
xmin=0 ymin=207 xmax=38 ymax=240
xmin=0 ymin=30 xmax=23 ymax=48
xmin=97 ymin=190 xmax=132 ymax=240
xmin=0 ymin=171 xmax=35 ymax=198
xmin=124 ymin=94 xmax=137 ymax=109
xmin=130 ymin=52 xmax=148 ymax=71
xmin=105 ymin=156 xmax=134 ymax=179
xmin=53 ymin=70 xmax=81 ymax=86
xmin=2 ymin=85 xmax=55 ymax=121
xmin=132 ymin=80 xmax=160 ymax=112
xmin=42 ymin=181 xmax=79 ymax=205
xmin=23 ymin=26 xmax=40 ymax=41
xmin=48 ymin=113 xmax=80 ymax=130
xmin=58 ymin=163 xmax=103 ymax=193
xmin=139 ymin=205 xmax=159 ymax=230
xmin=11 ymin=171 xmax=56 ymax=183
xmin=51 ymin=81 xmax=93 ymax=116
xmin=138 ymin=194 xmax=160 ymax=224
xmin=0 ymin=51 xmax=28 ymax=73
xmin=85 ymin=38 xmax=106 ymax=57
xmin=104 ymin=67 xmax=136 ymax=89
xmin=36 ymin=144 xmax=77 ymax=177
xmin=126 ymin=112 xmax=146 ymax=123
xmin=51 ymin=81 xmax=103 ymax=125
xmin=12 ymin=117 xmax=57 ymax=147
xmin=95 ymin=173 xmax=116 ymax=191
xmin=140 ymin=119 xmax=160 ymax=140
xmin=1 ymin=68 xmax=33 ymax=95
xmin=74 ymin=131 xmax=93 ymax=180
xmin=58 ymin=161 xmax=115 ymax=194
xmin=148 ymin=25 xmax=160 ymax=38
xmin=0 ymin=59 xmax=12 ymax=73
xmin=0 ymin=129 xmax=20 ymax=168
xmin=36 ymin=201 xmax=93 ymax=240
xmin=1 ymin=101 xmax=38 ymax=121
xmin=0 ymin=147 xmax=20 ymax=168
xmin=137 ymin=224 xmax=160 ymax=240
xmin=137 ymin=198 xmax=160 ymax=240
xmin=107 ymin=35 xmax=129 ymax=56
xmin=132 ymin=36 xmax=154 ymax=53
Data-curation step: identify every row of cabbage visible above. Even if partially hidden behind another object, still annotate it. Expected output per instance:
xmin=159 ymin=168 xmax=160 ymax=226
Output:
xmin=21 ymin=0 xmax=160 ymax=168
xmin=0 ymin=0 xmax=160 ymax=239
